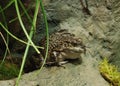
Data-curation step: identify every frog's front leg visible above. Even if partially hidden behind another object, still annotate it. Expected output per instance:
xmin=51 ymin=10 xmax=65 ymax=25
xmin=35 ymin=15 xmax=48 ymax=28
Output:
xmin=105 ymin=0 xmax=112 ymax=9
xmin=53 ymin=51 xmax=68 ymax=68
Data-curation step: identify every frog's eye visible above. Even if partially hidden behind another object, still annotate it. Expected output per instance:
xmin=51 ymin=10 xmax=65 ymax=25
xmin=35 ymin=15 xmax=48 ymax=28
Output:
xmin=71 ymin=41 xmax=82 ymax=46
xmin=72 ymin=43 xmax=79 ymax=46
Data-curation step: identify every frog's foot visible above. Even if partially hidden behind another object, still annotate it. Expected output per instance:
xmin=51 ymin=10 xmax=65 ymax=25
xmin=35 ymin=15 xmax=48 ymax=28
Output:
xmin=58 ymin=61 xmax=68 ymax=65
xmin=57 ymin=61 xmax=68 ymax=68
xmin=45 ymin=61 xmax=68 ymax=68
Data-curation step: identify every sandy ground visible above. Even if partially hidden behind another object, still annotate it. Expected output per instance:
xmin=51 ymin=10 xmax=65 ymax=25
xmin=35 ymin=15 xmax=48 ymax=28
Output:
xmin=1 ymin=0 xmax=120 ymax=86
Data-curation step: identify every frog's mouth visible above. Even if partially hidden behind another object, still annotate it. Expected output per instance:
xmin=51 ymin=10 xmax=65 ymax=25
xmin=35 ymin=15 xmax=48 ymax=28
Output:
xmin=64 ymin=47 xmax=85 ymax=53
xmin=60 ymin=47 xmax=85 ymax=59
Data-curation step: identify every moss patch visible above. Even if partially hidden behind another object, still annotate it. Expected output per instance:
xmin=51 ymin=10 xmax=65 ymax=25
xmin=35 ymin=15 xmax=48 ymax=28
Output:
xmin=0 ymin=61 xmax=20 ymax=80
xmin=99 ymin=58 xmax=120 ymax=86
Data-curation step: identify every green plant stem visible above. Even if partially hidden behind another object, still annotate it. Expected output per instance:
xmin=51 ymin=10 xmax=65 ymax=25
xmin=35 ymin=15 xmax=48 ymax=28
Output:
xmin=14 ymin=0 xmax=40 ymax=54
xmin=18 ymin=0 xmax=33 ymax=25
xmin=35 ymin=0 xmax=49 ymax=75
xmin=15 ymin=41 xmax=30 ymax=86
xmin=0 ymin=23 xmax=43 ymax=49
xmin=0 ymin=6 xmax=9 ymax=65
xmin=9 ymin=0 xmax=32 ymax=24
xmin=15 ymin=0 xmax=40 ymax=86
xmin=0 ymin=0 xmax=14 ymax=13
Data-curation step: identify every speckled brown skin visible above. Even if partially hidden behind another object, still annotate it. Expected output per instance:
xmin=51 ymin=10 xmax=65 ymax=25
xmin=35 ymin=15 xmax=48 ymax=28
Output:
xmin=39 ymin=29 xmax=86 ymax=66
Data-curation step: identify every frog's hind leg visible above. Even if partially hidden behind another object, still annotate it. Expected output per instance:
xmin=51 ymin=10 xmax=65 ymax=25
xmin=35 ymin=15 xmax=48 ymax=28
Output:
xmin=57 ymin=61 xmax=68 ymax=69
xmin=58 ymin=61 xmax=68 ymax=65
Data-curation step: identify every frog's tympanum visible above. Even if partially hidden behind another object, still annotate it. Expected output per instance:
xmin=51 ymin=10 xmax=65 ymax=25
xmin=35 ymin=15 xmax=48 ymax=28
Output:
xmin=39 ymin=29 xmax=86 ymax=66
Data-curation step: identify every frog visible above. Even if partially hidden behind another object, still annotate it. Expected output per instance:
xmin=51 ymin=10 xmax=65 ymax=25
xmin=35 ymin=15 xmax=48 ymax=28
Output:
xmin=39 ymin=29 xmax=86 ymax=66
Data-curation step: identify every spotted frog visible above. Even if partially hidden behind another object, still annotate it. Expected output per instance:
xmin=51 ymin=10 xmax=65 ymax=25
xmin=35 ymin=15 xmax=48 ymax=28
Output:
xmin=39 ymin=29 xmax=86 ymax=66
